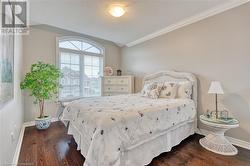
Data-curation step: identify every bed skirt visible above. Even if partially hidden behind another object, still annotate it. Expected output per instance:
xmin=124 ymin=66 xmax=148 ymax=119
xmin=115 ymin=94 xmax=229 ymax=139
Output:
xmin=65 ymin=119 xmax=195 ymax=166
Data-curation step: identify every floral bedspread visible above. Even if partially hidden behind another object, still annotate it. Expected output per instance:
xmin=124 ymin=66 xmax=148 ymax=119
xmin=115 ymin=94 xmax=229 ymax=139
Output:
xmin=61 ymin=94 xmax=196 ymax=166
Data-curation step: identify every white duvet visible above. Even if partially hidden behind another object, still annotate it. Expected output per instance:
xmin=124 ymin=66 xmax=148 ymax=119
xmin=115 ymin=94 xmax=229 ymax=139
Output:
xmin=61 ymin=94 xmax=196 ymax=166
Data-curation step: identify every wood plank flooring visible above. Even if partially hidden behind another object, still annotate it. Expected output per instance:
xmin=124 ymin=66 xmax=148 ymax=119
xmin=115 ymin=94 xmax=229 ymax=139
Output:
xmin=18 ymin=121 xmax=250 ymax=166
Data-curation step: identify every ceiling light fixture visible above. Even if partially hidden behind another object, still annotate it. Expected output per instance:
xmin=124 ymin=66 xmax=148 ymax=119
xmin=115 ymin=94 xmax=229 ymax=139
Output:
xmin=109 ymin=5 xmax=125 ymax=17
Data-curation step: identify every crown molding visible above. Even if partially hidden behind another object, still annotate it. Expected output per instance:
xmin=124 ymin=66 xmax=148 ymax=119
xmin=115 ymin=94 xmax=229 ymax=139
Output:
xmin=126 ymin=0 xmax=249 ymax=47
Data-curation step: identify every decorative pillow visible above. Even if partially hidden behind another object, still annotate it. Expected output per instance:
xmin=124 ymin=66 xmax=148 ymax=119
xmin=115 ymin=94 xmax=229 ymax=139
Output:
xmin=141 ymin=82 xmax=162 ymax=99
xmin=159 ymin=82 xmax=178 ymax=99
xmin=177 ymin=81 xmax=192 ymax=99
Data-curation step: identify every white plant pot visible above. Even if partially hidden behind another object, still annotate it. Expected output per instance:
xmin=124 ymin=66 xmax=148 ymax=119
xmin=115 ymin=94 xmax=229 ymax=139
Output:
xmin=35 ymin=115 xmax=51 ymax=130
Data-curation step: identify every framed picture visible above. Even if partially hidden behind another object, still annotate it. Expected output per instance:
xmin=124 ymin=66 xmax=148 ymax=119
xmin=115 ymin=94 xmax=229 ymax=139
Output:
xmin=0 ymin=34 xmax=14 ymax=109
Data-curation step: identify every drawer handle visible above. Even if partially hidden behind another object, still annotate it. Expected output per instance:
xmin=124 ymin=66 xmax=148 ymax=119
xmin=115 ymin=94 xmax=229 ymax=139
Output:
xmin=121 ymin=88 xmax=124 ymax=90
xmin=108 ymin=88 xmax=111 ymax=90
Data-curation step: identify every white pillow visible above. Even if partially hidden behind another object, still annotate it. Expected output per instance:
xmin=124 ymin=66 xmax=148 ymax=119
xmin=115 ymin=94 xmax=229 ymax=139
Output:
xmin=141 ymin=82 xmax=162 ymax=99
xmin=177 ymin=81 xmax=192 ymax=99
xmin=159 ymin=82 xmax=178 ymax=99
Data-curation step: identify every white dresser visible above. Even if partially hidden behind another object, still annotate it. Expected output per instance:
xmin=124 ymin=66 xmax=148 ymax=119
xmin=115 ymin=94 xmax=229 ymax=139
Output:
xmin=102 ymin=76 xmax=134 ymax=96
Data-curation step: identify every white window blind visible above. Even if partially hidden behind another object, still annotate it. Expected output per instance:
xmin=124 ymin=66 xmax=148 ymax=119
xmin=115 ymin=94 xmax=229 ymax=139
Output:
xmin=58 ymin=38 xmax=104 ymax=100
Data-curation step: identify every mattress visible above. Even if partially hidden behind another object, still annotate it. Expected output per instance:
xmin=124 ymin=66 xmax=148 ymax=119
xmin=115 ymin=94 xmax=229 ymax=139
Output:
xmin=61 ymin=94 xmax=196 ymax=166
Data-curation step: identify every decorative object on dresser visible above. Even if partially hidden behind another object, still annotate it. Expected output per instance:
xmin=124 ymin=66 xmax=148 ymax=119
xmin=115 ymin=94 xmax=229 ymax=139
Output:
xmin=199 ymin=115 xmax=239 ymax=156
xmin=104 ymin=66 xmax=113 ymax=76
xmin=20 ymin=62 xmax=62 ymax=130
xmin=102 ymin=75 xmax=134 ymax=96
xmin=117 ymin=69 xmax=122 ymax=76
xmin=208 ymin=81 xmax=224 ymax=119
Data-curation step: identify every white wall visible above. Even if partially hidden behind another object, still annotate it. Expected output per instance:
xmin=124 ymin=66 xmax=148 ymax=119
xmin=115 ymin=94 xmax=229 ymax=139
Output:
xmin=0 ymin=36 xmax=24 ymax=165
xmin=122 ymin=3 xmax=250 ymax=142
xmin=23 ymin=25 xmax=121 ymax=122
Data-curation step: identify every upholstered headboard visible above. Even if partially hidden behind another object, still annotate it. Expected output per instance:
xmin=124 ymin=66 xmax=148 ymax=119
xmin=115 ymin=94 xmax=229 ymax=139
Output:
xmin=143 ymin=70 xmax=197 ymax=108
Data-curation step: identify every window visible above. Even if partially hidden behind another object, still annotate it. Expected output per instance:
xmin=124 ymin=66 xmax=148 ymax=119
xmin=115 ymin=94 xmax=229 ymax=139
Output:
xmin=57 ymin=37 xmax=104 ymax=100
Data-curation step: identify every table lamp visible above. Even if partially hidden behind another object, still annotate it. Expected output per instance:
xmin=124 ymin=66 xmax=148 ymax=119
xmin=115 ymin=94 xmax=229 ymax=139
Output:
xmin=208 ymin=81 xmax=224 ymax=119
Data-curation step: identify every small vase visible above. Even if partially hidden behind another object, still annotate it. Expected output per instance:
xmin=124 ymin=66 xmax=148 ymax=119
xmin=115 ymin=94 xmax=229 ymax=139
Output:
xmin=35 ymin=115 xmax=51 ymax=130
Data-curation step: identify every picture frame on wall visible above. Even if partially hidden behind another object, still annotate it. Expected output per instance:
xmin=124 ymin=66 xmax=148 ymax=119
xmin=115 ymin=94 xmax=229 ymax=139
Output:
xmin=0 ymin=34 xmax=14 ymax=109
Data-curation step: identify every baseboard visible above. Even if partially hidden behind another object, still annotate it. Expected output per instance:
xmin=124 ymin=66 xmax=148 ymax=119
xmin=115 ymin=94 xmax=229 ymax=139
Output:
xmin=196 ymin=128 xmax=250 ymax=150
xmin=12 ymin=125 xmax=25 ymax=165
xmin=12 ymin=117 xmax=59 ymax=165
xmin=226 ymin=136 xmax=250 ymax=150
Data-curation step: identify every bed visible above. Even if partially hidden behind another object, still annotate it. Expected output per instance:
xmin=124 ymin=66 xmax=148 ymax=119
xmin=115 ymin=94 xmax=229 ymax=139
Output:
xmin=61 ymin=71 xmax=197 ymax=166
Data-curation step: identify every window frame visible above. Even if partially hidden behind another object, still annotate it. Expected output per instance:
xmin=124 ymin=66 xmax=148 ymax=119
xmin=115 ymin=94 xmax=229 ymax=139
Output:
xmin=56 ymin=36 xmax=105 ymax=101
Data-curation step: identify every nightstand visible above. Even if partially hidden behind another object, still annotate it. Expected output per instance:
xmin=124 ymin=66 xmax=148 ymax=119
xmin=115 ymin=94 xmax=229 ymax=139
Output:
xmin=199 ymin=115 xmax=239 ymax=156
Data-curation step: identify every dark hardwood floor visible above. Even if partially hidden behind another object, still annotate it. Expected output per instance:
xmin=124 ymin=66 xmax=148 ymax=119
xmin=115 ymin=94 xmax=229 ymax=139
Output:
xmin=18 ymin=122 xmax=250 ymax=166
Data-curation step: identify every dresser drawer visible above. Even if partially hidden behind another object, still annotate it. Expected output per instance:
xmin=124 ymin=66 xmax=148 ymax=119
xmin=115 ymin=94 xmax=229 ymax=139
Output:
xmin=103 ymin=92 xmax=130 ymax=96
xmin=116 ymin=78 xmax=129 ymax=85
xmin=104 ymin=78 xmax=117 ymax=85
xmin=116 ymin=86 xmax=129 ymax=92
xmin=104 ymin=85 xmax=117 ymax=92
xmin=103 ymin=92 xmax=113 ymax=96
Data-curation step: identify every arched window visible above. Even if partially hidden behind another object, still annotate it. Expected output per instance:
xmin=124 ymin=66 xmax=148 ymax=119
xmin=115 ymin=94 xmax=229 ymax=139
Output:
xmin=57 ymin=37 xmax=104 ymax=100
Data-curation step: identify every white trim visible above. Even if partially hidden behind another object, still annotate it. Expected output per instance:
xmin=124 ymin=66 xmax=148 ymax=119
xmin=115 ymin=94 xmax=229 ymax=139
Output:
xmin=12 ymin=125 xmax=25 ymax=166
xmin=59 ymin=48 xmax=103 ymax=57
xmin=56 ymin=36 xmax=105 ymax=101
xmin=126 ymin=0 xmax=249 ymax=47
xmin=196 ymin=128 xmax=250 ymax=150
xmin=58 ymin=36 xmax=105 ymax=54
xmin=226 ymin=136 xmax=250 ymax=150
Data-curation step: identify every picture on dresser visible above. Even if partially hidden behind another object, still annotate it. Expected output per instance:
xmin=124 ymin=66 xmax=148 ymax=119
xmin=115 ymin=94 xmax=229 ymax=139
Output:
xmin=0 ymin=34 xmax=14 ymax=109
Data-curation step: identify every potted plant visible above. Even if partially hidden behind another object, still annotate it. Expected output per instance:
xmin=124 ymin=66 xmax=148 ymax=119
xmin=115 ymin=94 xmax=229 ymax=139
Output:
xmin=20 ymin=61 xmax=62 ymax=130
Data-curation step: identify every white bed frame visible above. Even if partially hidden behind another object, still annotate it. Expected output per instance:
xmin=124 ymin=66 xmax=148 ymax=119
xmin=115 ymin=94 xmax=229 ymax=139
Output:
xmin=120 ymin=70 xmax=198 ymax=166
xmin=143 ymin=70 xmax=197 ymax=107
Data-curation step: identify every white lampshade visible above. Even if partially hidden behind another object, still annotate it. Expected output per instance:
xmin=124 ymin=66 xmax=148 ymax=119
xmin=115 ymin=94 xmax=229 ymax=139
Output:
xmin=208 ymin=81 xmax=224 ymax=94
